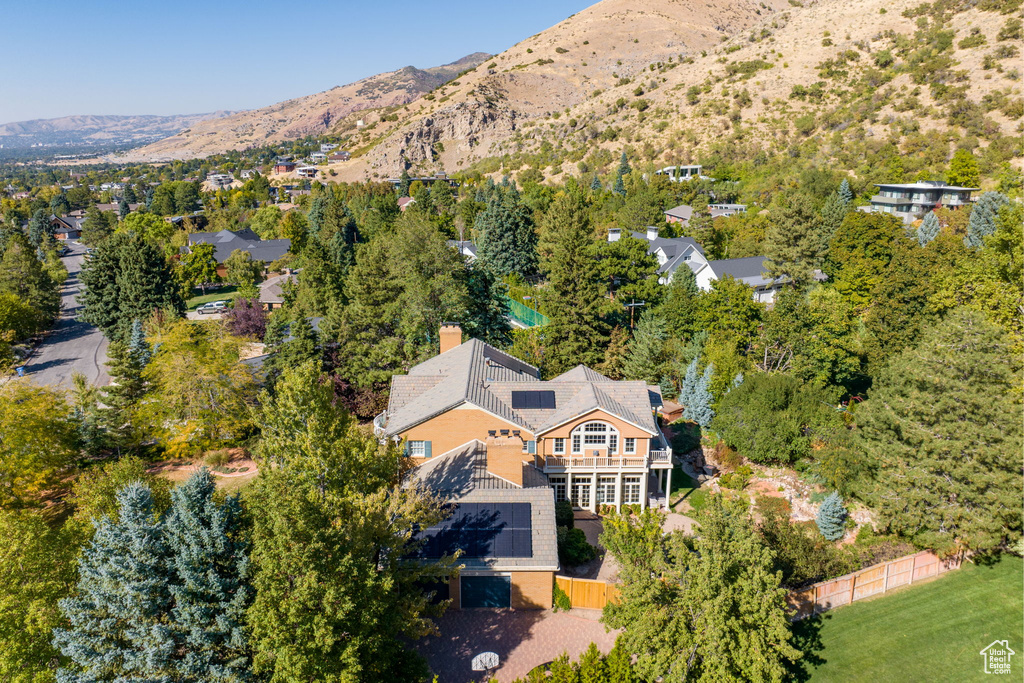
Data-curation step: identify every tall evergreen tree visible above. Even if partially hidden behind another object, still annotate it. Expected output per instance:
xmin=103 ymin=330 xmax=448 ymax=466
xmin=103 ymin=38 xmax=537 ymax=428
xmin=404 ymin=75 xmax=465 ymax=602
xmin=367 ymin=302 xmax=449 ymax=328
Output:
xmin=659 ymin=265 xmax=700 ymax=340
xmin=815 ymin=491 xmax=848 ymax=541
xmin=118 ymin=197 xmax=130 ymax=220
xmin=541 ymin=184 xmax=609 ymax=374
xmin=838 ymin=178 xmax=853 ymax=204
xmin=612 ymin=173 xmax=626 ymax=197
xmin=0 ymin=233 xmax=61 ymax=325
xmin=819 ymin=191 xmax=847 ymax=252
xmin=621 ymin=311 xmax=666 ymax=384
xmin=80 ymin=230 xmax=184 ymax=341
xmin=965 ymin=191 xmax=1009 ymax=249
xmin=165 ymin=469 xmax=252 ymax=683
xmin=764 ymin=193 xmax=825 ymax=287
xmin=860 ymin=309 xmax=1022 ymax=555
xmin=53 ymin=483 xmax=176 ymax=681
xmin=463 ymin=263 xmax=512 ymax=348
xmin=49 ymin=192 xmax=70 ymax=217
xmin=683 ymin=362 xmax=715 ymax=427
xmin=27 ymin=208 xmax=49 ymax=247
xmin=475 ymin=184 xmax=538 ymax=278
xmin=103 ymin=340 xmax=147 ymax=453
xmin=917 ymin=211 xmax=941 ymax=247
xmin=590 ymin=174 xmax=602 ymax=192
xmin=618 ymin=151 xmax=632 ymax=177
xmin=129 ymin=319 xmax=152 ymax=365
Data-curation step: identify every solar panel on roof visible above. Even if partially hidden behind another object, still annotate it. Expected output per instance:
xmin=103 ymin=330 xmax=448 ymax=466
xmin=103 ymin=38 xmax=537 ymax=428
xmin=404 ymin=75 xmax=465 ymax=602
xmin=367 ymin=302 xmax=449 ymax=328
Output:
xmin=413 ymin=502 xmax=533 ymax=559
xmin=511 ymin=390 xmax=556 ymax=410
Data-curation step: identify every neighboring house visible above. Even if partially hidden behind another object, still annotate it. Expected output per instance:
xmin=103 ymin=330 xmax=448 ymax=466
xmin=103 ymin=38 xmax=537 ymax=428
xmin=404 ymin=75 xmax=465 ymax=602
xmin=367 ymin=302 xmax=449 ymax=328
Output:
xmin=609 ymin=226 xmax=707 ymax=285
xmin=309 ymin=152 xmax=327 ymax=163
xmin=258 ymin=271 xmax=297 ymax=310
xmin=206 ymin=173 xmax=234 ymax=188
xmin=296 ymin=166 xmax=319 ymax=179
xmin=864 ymin=180 xmax=977 ymax=224
xmin=328 ymin=151 xmax=351 ymax=163
xmin=708 ymin=203 xmax=746 ymax=218
xmin=397 ymin=196 xmax=416 ymax=211
xmin=240 ymin=169 xmax=258 ymax=180
xmin=693 ymin=255 xmax=788 ymax=304
xmin=95 ymin=202 xmax=142 ymax=214
xmin=375 ymin=324 xmax=673 ymax=515
xmin=655 ymin=165 xmax=712 ymax=182
xmin=386 ymin=173 xmax=459 ymax=190
xmin=663 ymin=204 xmax=693 ymax=225
xmin=51 ymin=215 xmax=84 ymax=240
xmin=184 ymin=228 xmax=290 ymax=276
xmin=320 ymin=143 xmax=338 ymax=152
xmin=273 ymin=161 xmax=296 ymax=173
xmin=447 ymin=239 xmax=478 ymax=261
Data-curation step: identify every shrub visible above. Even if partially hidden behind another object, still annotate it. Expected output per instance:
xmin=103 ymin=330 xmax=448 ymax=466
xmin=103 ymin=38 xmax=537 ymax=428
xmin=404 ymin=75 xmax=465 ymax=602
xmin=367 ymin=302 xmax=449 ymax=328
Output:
xmin=998 ymin=17 xmax=1022 ymax=41
xmin=669 ymin=420 xmax=702 ymax=454
xmin=816 ymin=492 xmax=848 ymax=541
xmin=553 ymin=581 xmax=572 ymax=611
xmin=719 ymin=464 xmax=753 ymax=490
xmin=557 ymin=527 xmax=597 ymax=566
xmin=709 ymin=440 xmax=744 ymax=471
xmin=204 ymin=449 xmax=232 ymax=468
xmin=758 ymin=507 xmax=856 ymax=588
xmin=555 ymin=500 xmax=575 ymax=529
xmin=555 ymin=47 xmax=569 ymax=54
xmin=756 ymin=494 xmax=791 ymax=517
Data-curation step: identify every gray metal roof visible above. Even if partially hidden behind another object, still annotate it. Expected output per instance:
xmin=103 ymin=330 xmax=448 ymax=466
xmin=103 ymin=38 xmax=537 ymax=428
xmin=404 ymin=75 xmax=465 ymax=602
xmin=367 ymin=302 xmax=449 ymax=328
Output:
xmin=706 ymin=256 xmax=776 ymax=287
xmin=384 ymin=339 xmax=660 ymax=437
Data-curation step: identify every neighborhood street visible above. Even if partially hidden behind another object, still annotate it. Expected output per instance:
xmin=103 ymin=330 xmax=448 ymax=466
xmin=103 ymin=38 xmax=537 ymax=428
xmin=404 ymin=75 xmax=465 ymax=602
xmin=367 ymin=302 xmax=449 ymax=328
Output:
xmin=23 ymin=241 xmax=109 ymax=388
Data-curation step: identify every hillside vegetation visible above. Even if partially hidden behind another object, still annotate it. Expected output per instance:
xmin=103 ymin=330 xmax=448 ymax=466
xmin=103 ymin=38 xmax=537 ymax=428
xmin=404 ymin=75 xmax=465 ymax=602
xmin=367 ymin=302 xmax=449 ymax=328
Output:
xmin=320 ymin=0 xmax=1022 ymax=183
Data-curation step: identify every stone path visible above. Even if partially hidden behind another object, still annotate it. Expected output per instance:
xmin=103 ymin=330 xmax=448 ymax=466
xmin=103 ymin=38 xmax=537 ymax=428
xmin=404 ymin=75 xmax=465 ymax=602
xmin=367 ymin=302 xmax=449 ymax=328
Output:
xmin=417 ymin=609 xmax=619 ymax=683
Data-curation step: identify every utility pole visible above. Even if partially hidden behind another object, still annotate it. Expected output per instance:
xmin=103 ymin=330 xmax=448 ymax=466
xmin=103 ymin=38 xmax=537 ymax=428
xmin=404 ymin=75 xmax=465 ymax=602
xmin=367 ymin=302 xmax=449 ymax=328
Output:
xmin=625 ymin=300 xmax=645 ymax=330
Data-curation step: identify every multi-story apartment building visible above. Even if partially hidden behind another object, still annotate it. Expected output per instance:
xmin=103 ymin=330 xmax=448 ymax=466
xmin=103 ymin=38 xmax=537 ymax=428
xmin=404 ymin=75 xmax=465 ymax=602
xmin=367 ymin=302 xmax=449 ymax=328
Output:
xmin=867 ymin=180 xmax=977 ymax=223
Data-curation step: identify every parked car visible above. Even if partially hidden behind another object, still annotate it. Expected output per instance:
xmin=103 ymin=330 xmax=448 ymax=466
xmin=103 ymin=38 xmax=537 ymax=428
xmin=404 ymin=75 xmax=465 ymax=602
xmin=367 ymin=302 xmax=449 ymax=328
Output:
xmin=196 ymin=301 xmax=228 ymax=315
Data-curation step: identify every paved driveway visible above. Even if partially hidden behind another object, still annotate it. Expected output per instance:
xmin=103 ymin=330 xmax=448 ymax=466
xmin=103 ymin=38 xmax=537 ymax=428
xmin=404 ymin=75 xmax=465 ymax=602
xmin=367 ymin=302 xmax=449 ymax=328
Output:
xmin=417 ymin=609 xmax=619 ymax=683
xmin=22 ymin=241 xmax=109 ymax=388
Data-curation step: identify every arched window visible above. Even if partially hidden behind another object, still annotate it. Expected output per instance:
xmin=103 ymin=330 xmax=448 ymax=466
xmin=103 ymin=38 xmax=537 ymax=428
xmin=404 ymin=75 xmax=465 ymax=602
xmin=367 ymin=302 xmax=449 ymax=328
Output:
xmin=570 ymin=421 xmax=619 ymax=454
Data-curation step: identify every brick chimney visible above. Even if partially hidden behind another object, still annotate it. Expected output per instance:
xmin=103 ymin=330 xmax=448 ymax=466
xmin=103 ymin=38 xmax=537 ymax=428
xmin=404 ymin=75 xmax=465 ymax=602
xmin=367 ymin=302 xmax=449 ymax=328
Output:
xmin=485 ymin=432 xmax=525 ymax=487
xmin=440 ymin=322 xmax=462 ymax=354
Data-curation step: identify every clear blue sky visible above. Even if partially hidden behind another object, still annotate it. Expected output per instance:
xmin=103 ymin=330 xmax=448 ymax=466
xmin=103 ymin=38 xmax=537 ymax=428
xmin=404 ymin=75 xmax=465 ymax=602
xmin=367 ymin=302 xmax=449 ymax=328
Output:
xmin=0 ymin=0 xmax=595 ymax=124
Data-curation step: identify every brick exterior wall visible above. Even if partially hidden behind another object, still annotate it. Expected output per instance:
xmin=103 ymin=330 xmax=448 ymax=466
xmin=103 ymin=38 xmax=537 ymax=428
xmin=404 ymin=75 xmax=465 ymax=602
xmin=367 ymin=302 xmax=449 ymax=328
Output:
xmin=511 ymin=571 xmax=554 ymax=609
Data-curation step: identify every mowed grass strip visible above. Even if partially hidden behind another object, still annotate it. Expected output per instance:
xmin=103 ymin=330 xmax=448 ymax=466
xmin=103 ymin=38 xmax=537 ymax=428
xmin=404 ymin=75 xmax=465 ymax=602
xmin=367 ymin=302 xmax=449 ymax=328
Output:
xmin=186 ymin=285 xmax=238 ymax=311
xmin=791 ymin=555 xmax=1023 ymax=682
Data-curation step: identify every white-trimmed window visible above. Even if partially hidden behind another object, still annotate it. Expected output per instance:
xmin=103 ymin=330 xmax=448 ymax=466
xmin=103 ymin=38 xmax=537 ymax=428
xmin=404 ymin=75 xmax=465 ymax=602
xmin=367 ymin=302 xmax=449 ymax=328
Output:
xmin=573 ymin=421 xmax=620 ymax=451
xmin=549 ymin=476 xmax=567 ymax=502
xmin=623 ymin=476 xmax=641 ymax=505
xmin=408 ymin=441 xmax=427 ymax=458
xmin=624 ymin=438 xmax=636 ymax=454
xmin=571 ymin=433 xmax=582 ymax=454
xmin=553 ymin=438 xmax=565 ymax=454
xmin=597 ymin=476 xmax=617 ymax=505
xmin=571 ymin=475 xmax=592 ymax=508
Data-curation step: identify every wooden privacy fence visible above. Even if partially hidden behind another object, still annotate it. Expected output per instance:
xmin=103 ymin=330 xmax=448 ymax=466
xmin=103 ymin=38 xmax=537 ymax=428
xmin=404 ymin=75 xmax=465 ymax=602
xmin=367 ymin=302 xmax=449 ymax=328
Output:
xmin=786 ymin=550 xmax=962 ymax=620
xmin=556 ymin=575 xmax=620 ymax=610
xmin=558 ymin=550 xmax=961 ymax=616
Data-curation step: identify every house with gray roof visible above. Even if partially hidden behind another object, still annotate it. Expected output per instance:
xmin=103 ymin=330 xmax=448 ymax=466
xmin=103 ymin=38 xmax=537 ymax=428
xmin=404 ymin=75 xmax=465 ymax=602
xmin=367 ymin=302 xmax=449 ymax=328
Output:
xmin=184 ymin=228 xmax=291 ymax=269
xmin=608 ymin=225 xmax=708 ymax=285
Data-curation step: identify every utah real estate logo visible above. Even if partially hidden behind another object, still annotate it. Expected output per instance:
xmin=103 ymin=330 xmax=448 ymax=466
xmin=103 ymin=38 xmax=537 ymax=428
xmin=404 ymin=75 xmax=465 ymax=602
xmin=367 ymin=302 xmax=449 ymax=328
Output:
xmin=979 ymin=640 xmax=1015 ymax=675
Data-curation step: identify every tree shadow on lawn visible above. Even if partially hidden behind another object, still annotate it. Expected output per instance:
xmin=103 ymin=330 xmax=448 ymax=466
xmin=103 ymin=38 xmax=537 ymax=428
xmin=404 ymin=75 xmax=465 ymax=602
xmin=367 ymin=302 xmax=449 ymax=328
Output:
xmin=787 ymin=614 xmax=829 ymax=682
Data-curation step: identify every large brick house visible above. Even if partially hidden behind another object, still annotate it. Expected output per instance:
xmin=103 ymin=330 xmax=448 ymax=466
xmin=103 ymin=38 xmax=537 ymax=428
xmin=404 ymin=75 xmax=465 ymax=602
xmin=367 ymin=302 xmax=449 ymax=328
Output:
xmin=377 ymin=324 xmax=674 ymax=608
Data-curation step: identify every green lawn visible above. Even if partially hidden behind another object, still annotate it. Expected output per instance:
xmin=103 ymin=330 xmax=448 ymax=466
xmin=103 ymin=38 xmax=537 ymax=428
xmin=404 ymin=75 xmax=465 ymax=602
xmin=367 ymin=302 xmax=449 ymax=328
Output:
xmin=185 ymin=285 xmax=238 ymax=311
xmin=791 ymin=555 xmax=1024 ymax=682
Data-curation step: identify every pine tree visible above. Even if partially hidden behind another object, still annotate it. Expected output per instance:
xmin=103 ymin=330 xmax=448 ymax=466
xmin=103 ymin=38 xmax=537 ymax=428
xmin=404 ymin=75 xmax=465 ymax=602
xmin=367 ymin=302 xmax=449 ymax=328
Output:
xmin=838 ymin=178 xmax=853 ymax=204
xmin=124 ymin=184 xmax=138 ymax=204
xmin=684 ymin=362 xmax=715 ymax=428
xmin=71 ymin=371 xmax=107 ymax=455
xmin=612 ymin=173 xmax=626 ymax=197
xmin=103 ymin=340 xmax=147 ymax=453
xmin=618 ymin=151 xmax=632 ymax=177
xmin=598 ymin=326 xmax=630 ymax=380
xmin=80 ymin=231 xmax=184 ymax=341
xmin=541 ymin=183 xmax=610 ymax=374
xmin=621 ymin=312 xmax=666 ymax=384
xmin=165 ymin=469 xmax=252 ymax=683
xmin=764 ymin=193 xmax=826 ymax=287
xmin=463 ymin=263 xmax=512 ymax=347
xmin=860 ymin=309 xmax=1022 ymax=555
xmin=678 ymin=356 xmax=700 ymax=413
xmin=397 ymin=168 xmax=411 ymax=197
xmin=917 ymin=211 xmax=941 ymax=246
xmin=27 ymin=209 xmax=48 ymax=247
xmin=816 ymin=491 xmax=848 ymax=541
xmin=731 ymin=372 xmax=744 ymax=389
xmin=118 ymin=197 xmax=130 ymax=220
xmin=590 ymin=174 xmax=602 ymax=192
xmin=965 ymin=191 xmax=1009 ymax=249
xmin=475 ymin=184 xmax=538 ymax=277
xmin=819 ymin=191 xmax=847 ymax=252
xmin=129 ymin=319 xmax=152 ymax=365
xmin=53 ymin=483 xmax=176 ymax=681
xmin=306 ymin=195 xmax=327 ymax=235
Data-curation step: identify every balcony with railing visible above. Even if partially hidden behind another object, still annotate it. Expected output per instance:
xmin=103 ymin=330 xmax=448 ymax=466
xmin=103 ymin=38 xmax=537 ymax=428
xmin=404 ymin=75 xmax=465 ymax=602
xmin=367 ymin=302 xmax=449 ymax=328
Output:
xmin=544 ymin=449 xmax=672 ymax=471
xmin=372 ymin=411 xmax=388 ymax=437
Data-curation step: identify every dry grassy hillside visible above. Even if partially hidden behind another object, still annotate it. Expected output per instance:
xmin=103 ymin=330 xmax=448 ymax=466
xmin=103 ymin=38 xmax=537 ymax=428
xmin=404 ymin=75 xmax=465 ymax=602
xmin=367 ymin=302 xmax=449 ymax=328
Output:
xmin=330 ymin=0 xmax=790 ymax=177
xmin=123 ymin=53 xmax=490 ymax=162
xmin=330 ymin=0 xmax=1021 ymax=182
